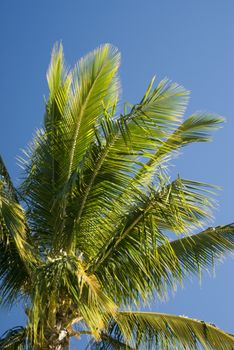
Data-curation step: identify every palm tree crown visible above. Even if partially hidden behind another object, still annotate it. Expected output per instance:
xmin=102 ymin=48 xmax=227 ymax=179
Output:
xmin=0 ymin=43 xmax=234 ymax=349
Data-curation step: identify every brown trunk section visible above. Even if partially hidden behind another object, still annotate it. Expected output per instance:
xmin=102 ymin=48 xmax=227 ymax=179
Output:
xmin=42 ymin=324 xmax=71 ymax=350
xmin=42 ymin=334 xmax=70 ymax=350
xmin=37 ymin=309 xmax=79 ymax=349
xmin=54 ymin=336 xmax=70 ymax=350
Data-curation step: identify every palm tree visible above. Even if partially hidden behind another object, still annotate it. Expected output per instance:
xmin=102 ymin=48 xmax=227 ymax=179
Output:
xmin=0 ymin=43 xmax=234 ymax=350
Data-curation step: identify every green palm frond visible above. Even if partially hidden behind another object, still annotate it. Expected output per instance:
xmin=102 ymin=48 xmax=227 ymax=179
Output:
xmin=0 ymin=184 xmax=32 ymax=305
xmin=101 ymin=112 xmax=223 ymax=239
xmin=150 ymin=112 xmax=223 ymax=163
xmin=20 ymin=43 xmax=120 ymax=252
xmin=0 ymin=326 xmax=27 ymax=350
xmin=170 ymin=112 xmax=223 ymax=143
xmin=70 ymin=111 xmax=222 ymax=259
xmin=18 ymin=44 xmax=71 ymax=248
xmin=158 ymin=223 xmax=234 ymax=279
xmin=98 ymin=311 xmax=234 ymax=350
xmin=0 ymin=186 xmax=27 ymax=251
xmin=109 ymin=113 xmax=223 ymax=226
xmin=90 ymin=178 xmax=215 ymax=271
xmin=92 ymin=222 xmax=233 ymax=306
xmin=0 ymin=241 xmax=30 ymax=306
xmin=59 ymin=43 xmax=121 ymax=179
xmin=46 ymin=42 xmax=68 ymax=103
xmin=57 ymin=79 xmax=189 ymax=251
xmin=0 ymin=155 xmax=18 ymax=202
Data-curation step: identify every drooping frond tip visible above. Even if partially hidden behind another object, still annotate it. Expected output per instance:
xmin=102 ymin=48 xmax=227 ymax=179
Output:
xmin=98 ymin=312 xmax=234 ymax=350
xmin=178 ymin=112 xmax=224 ymax=144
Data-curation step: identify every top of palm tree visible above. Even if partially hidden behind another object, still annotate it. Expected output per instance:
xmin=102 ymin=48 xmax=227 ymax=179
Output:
xmin=0 ymin=43 xmax=233 ymax=349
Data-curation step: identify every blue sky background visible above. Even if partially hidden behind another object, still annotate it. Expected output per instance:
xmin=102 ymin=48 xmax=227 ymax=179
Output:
xmin=0 ymin=1 xmax=233 ymax=348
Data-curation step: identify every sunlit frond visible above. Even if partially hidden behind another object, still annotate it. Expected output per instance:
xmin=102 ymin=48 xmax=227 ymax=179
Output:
xmin=46 ymin=42 xmax=68 ymax=102
xmin=20 ymin=44 xmax=120 ymax=251
xmin=90 ymin=178 xmax=215 ymax=272
xmin=150 ymin=112 xmax=223 ymax=163
xmin=99 ymin=311 xmax=234 ymax=350
xmin=64 ymin=79 xmax=189 ymax=253
xmin=91 ymin=223 xmax=234 ymax=307
xmin=60 ymin=43 xmax=121 ymax=178
xmin=159 ymin=223 xmax=234 ymax=273
xmin=71 ymin=111 xmax=222 ymax=260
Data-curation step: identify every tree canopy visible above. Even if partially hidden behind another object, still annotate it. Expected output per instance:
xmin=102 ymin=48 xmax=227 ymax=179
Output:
xmin=0 ymin=43 xmax=234 ymax=349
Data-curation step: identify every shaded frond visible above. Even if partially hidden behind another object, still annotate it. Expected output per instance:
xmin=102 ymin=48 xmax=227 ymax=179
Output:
xmin=0 ymin=155 xmax=18 ymax=202
xmin=0 ymin=186 xmax=32 ymax=305
xmin=0 ymin=326 xmax=27 ymax=350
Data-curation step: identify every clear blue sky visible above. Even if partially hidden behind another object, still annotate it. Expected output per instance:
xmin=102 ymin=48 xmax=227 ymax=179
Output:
xmin=0 ymin=0 xmax=233 ymax=348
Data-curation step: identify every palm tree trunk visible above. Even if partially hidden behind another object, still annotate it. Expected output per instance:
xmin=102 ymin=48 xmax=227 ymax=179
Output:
xmin=55 ymin=337 xmax=70 ymax=350
xmin=48 ymin=337 xmax=70 ymax=350
xmin=45 ymin=326 xmax=70 ymax=350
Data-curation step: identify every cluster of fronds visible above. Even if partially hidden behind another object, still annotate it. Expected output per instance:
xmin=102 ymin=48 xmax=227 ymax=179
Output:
xmin=0 ymin=43 xmax=233 ymax=349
